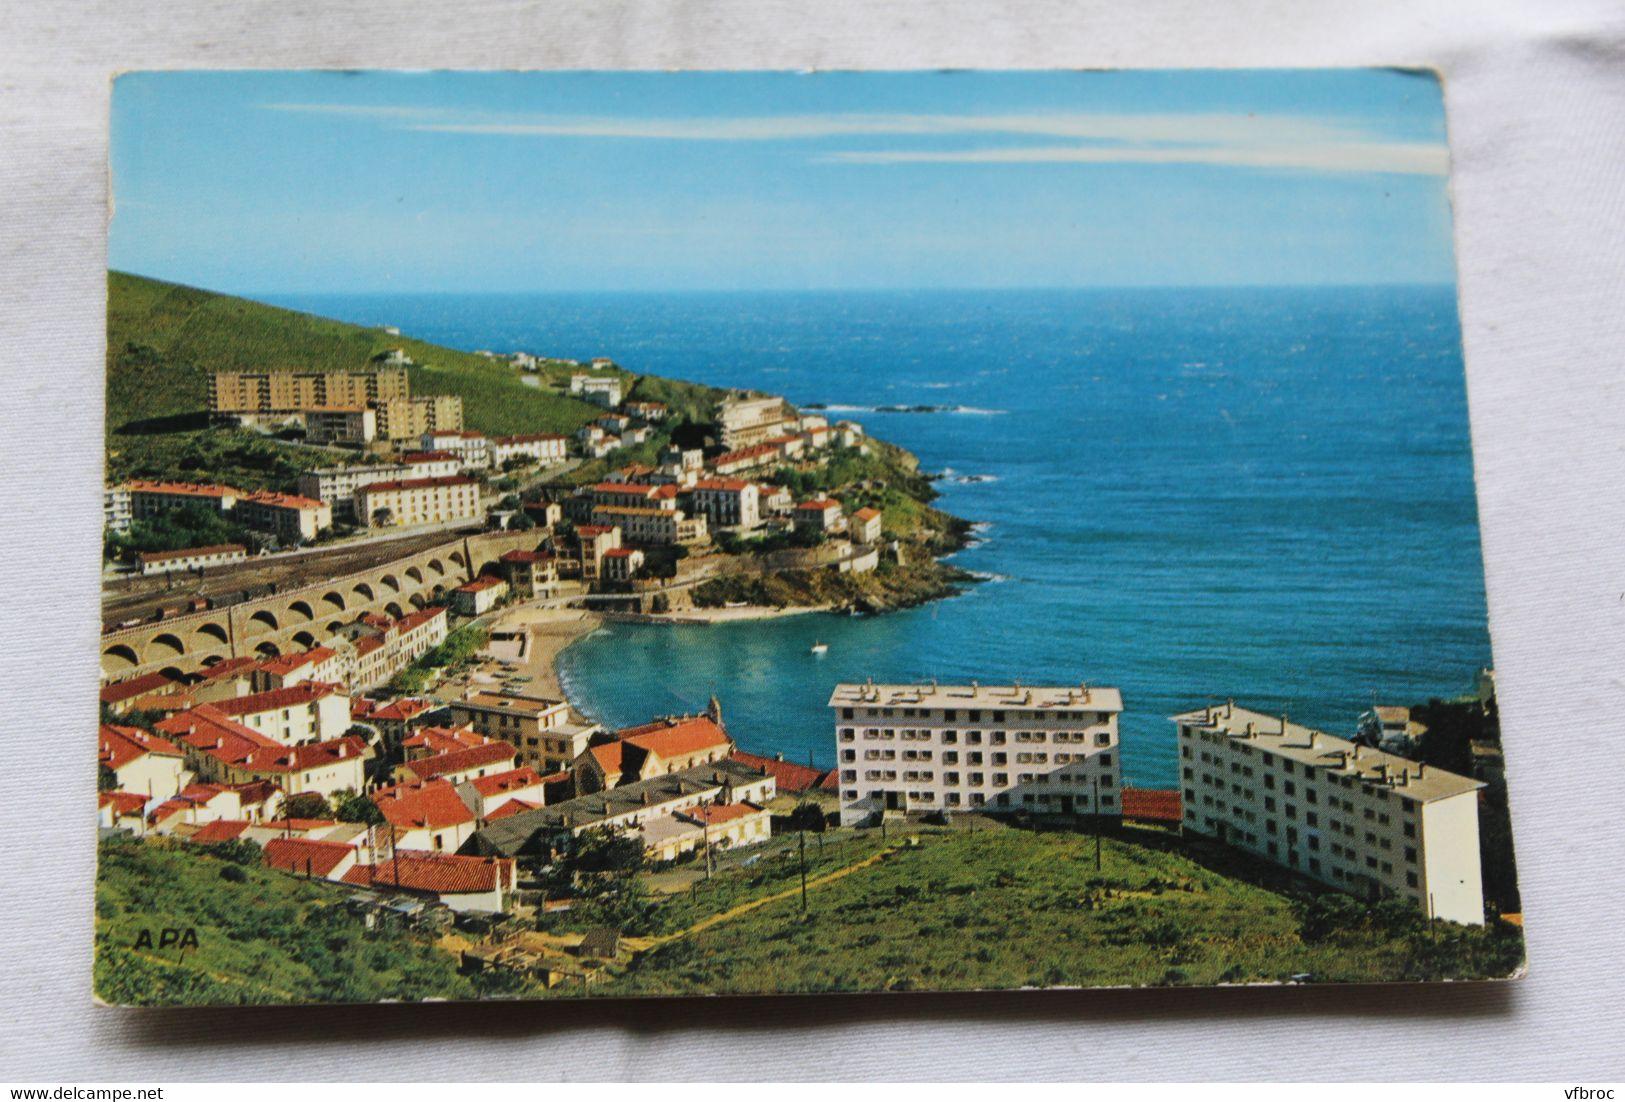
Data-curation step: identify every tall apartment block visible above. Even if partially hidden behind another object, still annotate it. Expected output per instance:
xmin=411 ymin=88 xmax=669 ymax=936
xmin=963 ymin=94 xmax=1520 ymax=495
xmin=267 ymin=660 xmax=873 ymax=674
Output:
xmin=829 ymin=680 xmax=1124 ymax=826
xmin=207 ymin=368 xmax=462 ymax=442
xmin=1173 ymin=701 xmax=1486 ymax=925
xmin=208 ymin=368 xmax=411 ymax=417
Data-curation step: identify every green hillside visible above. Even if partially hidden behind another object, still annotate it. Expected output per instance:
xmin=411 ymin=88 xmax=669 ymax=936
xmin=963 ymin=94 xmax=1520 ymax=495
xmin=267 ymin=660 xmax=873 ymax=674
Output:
xmin=95 ymin=835 xmax=474 ymax=1006
xmin=550 ymin=825 xmax=1525 ymax=996
xmin=105 ymin=271 xmax=729 ymax=489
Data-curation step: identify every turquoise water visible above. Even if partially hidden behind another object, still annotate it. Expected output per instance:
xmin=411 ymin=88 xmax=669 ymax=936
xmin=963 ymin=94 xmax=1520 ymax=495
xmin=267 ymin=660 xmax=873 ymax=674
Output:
xmin=270 ymin=286 xmax=1490 ymax=786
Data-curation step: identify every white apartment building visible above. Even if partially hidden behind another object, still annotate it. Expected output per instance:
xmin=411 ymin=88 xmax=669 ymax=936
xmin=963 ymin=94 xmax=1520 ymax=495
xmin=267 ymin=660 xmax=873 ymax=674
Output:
xmin=104 ymin=485 xmax=133 ymax=533
xmin=354 ymin=476 xmax=481 ymax=528
xmin=1173 ymin=702 xmax=1486 ymax=925
xmin=684 ymin=479 xmax=761 ymax=530
xmin=591 ymin=504 xmax=707 ymax=546
xmin=829 ymin=681 xmax=1125 ymax=826
xmin=303 ymin=405 xmax=377 ymax=446
xmin=234 ymin=491 xmax=332 ymax=543
xmin=489 ymin=433 xmax=569 ymax=467
xmin=398 ymin=451 xmax=463 ymax=479
xmin=421 ymin=430 xmax=490 ymax=470
xmin=569 ymin=374 xmax=623 ymax=408
xmin=297 ymin=463 xmax=411 ymax=520
xmin=714 ymin=393 xmax=791 ymax=449
xmin=127 ymin=480 xmax=241 ymax=518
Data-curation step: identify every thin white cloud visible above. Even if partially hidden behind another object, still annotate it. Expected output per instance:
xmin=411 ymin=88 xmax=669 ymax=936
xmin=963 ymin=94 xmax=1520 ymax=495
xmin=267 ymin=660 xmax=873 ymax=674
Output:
xmin=257 ymin=102 xmax=1446 ymax=175
xmin=819 ymin=141 xmax=1449 ymax=176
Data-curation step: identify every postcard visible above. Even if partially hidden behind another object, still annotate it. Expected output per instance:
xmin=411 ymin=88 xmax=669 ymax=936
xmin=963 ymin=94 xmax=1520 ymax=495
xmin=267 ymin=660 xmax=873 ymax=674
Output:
xmin=96 ymin=68 xmax=1524 ymax=1005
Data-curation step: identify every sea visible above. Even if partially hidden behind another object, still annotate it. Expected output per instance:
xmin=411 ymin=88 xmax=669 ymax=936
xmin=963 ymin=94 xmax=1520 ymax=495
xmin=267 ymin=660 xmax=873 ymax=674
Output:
xmin=264 ymin=286 xmax=1491 ymax=788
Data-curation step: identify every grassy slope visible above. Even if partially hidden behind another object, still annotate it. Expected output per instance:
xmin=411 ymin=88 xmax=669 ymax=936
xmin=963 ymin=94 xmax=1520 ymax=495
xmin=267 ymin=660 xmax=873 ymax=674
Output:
xmin=108 ymin=271 xmax=620 ymax=437
xmin=105 ymin=271 xmax=710 ymax=489
xmin=574 ymin=825 xmax=1524 ymax=997
xmin=94 ymin=836 xmax=474 ymax=1006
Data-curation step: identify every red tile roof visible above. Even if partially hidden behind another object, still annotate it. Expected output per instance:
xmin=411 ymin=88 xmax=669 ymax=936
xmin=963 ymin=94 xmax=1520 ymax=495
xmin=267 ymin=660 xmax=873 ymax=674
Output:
xmin=469 ymin=766 xmax=545 ymax=798
xmin=692 ymin=478 xmax=751 ymax=491
xmin=264 ymin=837 xmax=357 ymax=878
xmin=395 ymin=606 xmax=448 ymax=634
xmin=156 ymin=705 xmax=282 ymax=765
xmin=237 ymin=736 xmax=368 ymax=775
xmin=400 ymin=450 xmax=458 ymax=464
xmin=603 ymin=548 xmax=639 ymax=559
xmin=796 ymin=499 xmax=841 ymax=512
xmin=680 ymin=802 xmax=764 ymax=826
xmin=257 ymin=646 xmax=338 ymax=678
xmin=146 ymin=783 xmax=231 ymax=826
xmin=372 ymin=781 xmax=476 ymax=830
xmin=190 ymin=819 xmax=252 ymax=844
xmin=406 ymin=741 xmax=519 ymax=782
xmin=348 ymin=850 xmax=513 ymax=895
xmin=100 ymin=791 xmax=148 ymax=816
xmin=99 ymin=724 xmax=185 ymax=770
xmin=500 ymin=549 xmax=553 ymax=563
xmin=211 ymin=681 xmax=341 ymax=717
xmin=239 ymin=489 xmax=325 ymax=511
xmin=127 ymin=479 xmax=242 ymax=498
xmin=100 ymin=671 xmax=181 ymax=706
xmin=852 ymin=507 xmax=882 ymax=521
xmin=727 ymin=750 xmax=830 ymax=794
xmin=361 ymin=476 xmax=478 ymax=493
xmin=616 ymin=715 xmax=733 ymax=761
xmin=483 ymin=798 xmax=541 ymax=822
xmin=403 ymin=725 xmax=488 ymax=756
xmin=456 ymin=576 xmax=507 ymax=593
xmin=1120 ymin=787 xmax=1183 ymax=823
xmin=194 ymin=657 xmax=261 ymax=683
xmin=371 ymin=697 xmax=436 ymax=723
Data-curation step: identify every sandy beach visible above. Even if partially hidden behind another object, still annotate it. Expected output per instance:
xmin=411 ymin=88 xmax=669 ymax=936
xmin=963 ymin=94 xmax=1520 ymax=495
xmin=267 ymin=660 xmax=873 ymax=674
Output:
xmin=486 ymin=606 xmax=604 ymax=702
xmin=603 ymin=603 xmax=835 ymax=625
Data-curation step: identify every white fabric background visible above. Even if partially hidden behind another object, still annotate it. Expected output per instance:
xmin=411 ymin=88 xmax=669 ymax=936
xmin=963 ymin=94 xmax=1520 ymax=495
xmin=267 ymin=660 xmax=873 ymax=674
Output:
xmin=2 ymin=0 xmax=1622 ymax=1081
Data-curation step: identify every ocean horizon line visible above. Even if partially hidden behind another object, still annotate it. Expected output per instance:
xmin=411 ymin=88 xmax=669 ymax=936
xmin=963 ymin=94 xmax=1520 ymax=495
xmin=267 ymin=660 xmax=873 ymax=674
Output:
xmin=112 ymin=270 xmax=1459 ymax=301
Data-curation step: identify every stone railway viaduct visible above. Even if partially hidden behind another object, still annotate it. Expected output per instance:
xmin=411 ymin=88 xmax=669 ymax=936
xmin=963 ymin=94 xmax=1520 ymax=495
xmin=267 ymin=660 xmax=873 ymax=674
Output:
xmin=100 ymin=530 xmax=543 ymax=683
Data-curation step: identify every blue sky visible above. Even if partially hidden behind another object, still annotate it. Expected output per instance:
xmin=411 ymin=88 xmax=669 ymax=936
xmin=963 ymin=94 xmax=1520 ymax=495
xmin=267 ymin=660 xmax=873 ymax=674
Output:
xmin=110 ymin=69 xmax=1458 ymax=293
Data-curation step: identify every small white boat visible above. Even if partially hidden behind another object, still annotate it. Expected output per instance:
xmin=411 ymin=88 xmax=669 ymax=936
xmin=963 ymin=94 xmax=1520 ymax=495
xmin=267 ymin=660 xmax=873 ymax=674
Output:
xmin=810 ymin=641 xmax=829 ymax=655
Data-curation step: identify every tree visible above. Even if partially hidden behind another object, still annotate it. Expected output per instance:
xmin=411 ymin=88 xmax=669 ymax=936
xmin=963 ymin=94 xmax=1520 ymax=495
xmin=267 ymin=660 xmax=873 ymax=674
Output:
xmin=498 ymin=494 xmax=523 ymax=512
xmin=567 ymin=826 xmax=645 ymax=876
xmin=283 ymin=792 xmax=332 ymax=820
xmin=787 ymin=801 xmax=827 ymax=833
xmin=509 ymin=511 xmax=535 ymax=531
xmin=332 ymin=788 xmax=384 ymax=825
xmin=371 ymin=507 xmax=394 ymax=528
xmin=98 ymin=762 xmax=118 ymax=792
